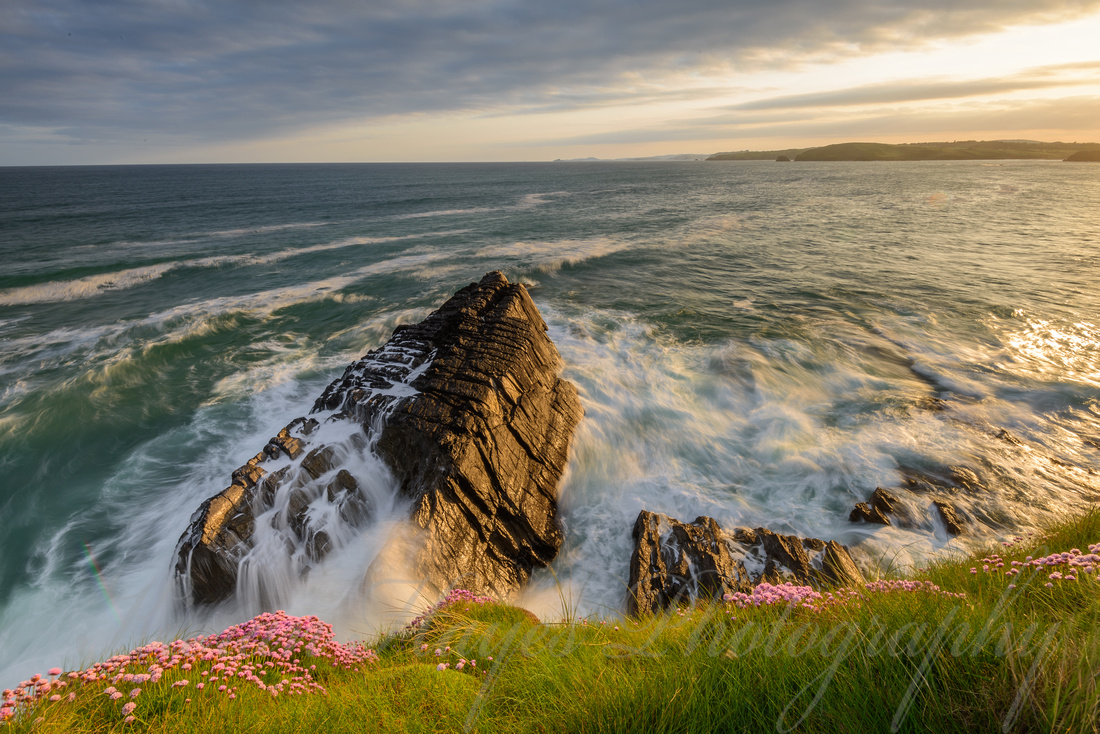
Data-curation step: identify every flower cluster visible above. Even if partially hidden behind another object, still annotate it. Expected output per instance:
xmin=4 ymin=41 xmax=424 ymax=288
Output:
xmin=863 ymin=579 xmax=965 ymax=600
xmin=1 ymin=610 xmax=377 ymax=727
xmin=969 ymin=542 xmax=1100 ymax=588
xmin=720 ymin=576 xmax=968 ymax=615
xmin=407 ymin=588 xmax=495 ymax=629
xmin=723 ymin=582 xmax=848 ymax=611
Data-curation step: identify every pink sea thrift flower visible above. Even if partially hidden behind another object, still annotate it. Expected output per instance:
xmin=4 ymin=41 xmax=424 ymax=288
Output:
xmin=122 ymin=702 xmax=136 ymax=715
xmin=48 ymin=668 xmax=62 ymax=677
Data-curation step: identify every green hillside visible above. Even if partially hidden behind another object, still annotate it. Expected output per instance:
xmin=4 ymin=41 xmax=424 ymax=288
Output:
xmin=706 ymin=140 xmax=1100 ymax=162
xmin=795 ymin=140 xmax=1100 ymax=161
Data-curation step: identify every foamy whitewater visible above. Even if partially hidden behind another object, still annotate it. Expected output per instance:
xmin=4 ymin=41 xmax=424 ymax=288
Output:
xmin=1 ymin=161 xmax=1098 ymax=686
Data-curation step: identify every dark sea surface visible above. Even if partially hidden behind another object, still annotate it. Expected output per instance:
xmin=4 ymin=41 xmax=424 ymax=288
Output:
xmin=1 ymin=161 xmax=1098 ymax=684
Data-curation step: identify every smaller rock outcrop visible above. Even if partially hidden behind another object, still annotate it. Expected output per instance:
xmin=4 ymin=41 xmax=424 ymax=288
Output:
xmin=628 ymin=511 xmax=865 ymax=616
xmin=628 ymin=512 xmax=752 ymax=616
xmin=850 ymin=502 xmax=890 ymax=525
xmin=850 ymin=488 xmax=902 ymax=525
xmin=899 ymin=464 xmax=985 ymax=494
xmin=932 ymin=500 xmax=965 ymax=536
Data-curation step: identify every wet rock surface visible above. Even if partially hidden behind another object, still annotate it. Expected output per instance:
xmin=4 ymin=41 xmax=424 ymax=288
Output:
xmin=628 ymin=512 xmax=752 ymax=617
xmin=175 ymin=272 xmax=582 ymax=606
xmin=628 ymin=510 xmax=865 ymax=616
xmin=933 ymin=500 xmax=965 ymax=536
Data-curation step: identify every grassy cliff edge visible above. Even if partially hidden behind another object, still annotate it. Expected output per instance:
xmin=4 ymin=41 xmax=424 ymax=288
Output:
xmin=5 ymin=510 xmax=1100 ymax=733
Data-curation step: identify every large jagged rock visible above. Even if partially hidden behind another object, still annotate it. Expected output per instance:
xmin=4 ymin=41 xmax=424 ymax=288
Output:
xmin=628 ymin=511 xmax=865 ymax=616
xmin=174 ymin=272 xmax=582 ymax=606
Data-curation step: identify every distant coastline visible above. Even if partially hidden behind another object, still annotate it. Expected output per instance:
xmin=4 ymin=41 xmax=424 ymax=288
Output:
xmin=707 ymin=139 xmax=1100 ymax=162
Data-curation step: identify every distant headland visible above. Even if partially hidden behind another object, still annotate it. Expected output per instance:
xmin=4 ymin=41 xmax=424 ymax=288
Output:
xmin=707 ymin=140 xmax=1100 ymax=162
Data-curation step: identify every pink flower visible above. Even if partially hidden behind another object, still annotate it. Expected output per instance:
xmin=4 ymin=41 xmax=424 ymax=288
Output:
xmin=436 ymin=663 xmax=447 ymax=671
xmin=48 ymin=668 xmax=62 ymax=677
xmin=110 ymin=691 xmax=124 ymax=700
xmin=122 ymin=702 xmax=136 ymax=715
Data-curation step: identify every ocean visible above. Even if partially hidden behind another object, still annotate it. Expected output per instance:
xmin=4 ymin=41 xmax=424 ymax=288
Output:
xmin=1 ymin=160 xmax=1098 ymax=686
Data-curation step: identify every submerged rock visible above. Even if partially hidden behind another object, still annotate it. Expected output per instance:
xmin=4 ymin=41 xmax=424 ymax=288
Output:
xmin=627 ymin=510 xmax=864 ymax=616
xmin=850 ymin=502 xmax=891 ymax=525
xmin=175 ymin=272 xmax=582 ymax=606
xmin=932 ymin=500 xmax=965 ymax=536
xmin=849 ymin=488 xmax=905 ymax=526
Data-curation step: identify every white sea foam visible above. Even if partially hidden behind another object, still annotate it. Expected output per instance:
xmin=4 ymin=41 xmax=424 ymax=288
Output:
xmin=474 ymin=236 xmax=632 ymax=273
xmin=392 ymin=207 xmax=498 ymax=220
xmin=206 ymin=222 xmax=329 ymax=238
xmin=518 ymin=191 xmax=569 ymax=208
xmin=0 ymin=262 xmax=187 ymax=306
xmin=518 ymin=304 xmax=1100 ymax=617
xmin=0 ymin=235 xmax=446 ymax=307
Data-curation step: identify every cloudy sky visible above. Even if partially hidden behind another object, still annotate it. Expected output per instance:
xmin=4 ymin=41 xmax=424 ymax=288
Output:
xmin=3 ymin=0 xmax=1100 ymax=164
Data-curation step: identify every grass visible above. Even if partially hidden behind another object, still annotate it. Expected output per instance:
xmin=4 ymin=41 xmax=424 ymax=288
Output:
xmin=6 ymin=511 xmax=1100 ymax=733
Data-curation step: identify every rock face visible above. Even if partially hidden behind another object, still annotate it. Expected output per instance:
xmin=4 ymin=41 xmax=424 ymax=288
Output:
xmin=628 ymin=512 xmax=752 ymax=616
xmin=628 ymin=510 xmax=865 ymax=616
xmin=174 ymin=272 xmax=582 ymax=606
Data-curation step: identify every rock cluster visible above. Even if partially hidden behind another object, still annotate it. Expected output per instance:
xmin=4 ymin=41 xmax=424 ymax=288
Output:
xmin=174 ymin=272 xmax=582 ymax=606
xmin=847 ymin=465 xmax=974 ymax=537
xmin=627 ymin=510 xmax=865 ymax=616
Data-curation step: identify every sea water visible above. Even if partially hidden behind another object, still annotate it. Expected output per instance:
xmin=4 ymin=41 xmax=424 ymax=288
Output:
xmin=1 ymin=161 xmax=1098 ymax=685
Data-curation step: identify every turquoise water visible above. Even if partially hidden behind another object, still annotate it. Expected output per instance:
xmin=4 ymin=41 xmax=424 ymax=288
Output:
xmin=1 ymin=161 xmax=1099 ymax=684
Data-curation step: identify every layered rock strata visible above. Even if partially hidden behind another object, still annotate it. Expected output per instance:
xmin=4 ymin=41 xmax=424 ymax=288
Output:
xmin=628 ymin=510 xmax=865 ymax=616
xmin=175 ymin=271 xmax=582 ymax=606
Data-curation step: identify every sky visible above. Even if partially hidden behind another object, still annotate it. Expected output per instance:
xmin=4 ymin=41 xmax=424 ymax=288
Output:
xmin=2 ymin=0 xmax=1100 ymax=165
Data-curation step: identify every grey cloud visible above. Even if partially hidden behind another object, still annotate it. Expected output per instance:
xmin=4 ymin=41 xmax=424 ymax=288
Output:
xmin=2 ymin=0 xmax=1099 ymax=149
xmin=726 ymin=62 xmax=1100 ymax=111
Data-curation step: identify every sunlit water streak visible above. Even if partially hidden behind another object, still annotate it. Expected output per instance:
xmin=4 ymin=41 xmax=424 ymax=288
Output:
xmin=1 ymin=161 xmax=1098 ymax=685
